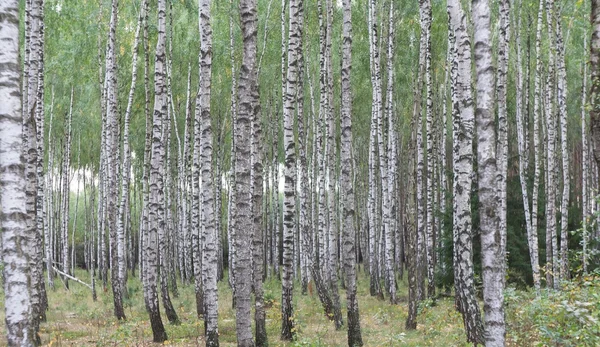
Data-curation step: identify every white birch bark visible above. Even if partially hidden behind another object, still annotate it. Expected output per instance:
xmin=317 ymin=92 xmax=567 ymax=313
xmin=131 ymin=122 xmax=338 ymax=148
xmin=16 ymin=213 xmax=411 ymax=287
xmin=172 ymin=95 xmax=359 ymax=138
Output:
xmin=160 ymin=52 xmax=178 ymax=324
xmin=472 ymin=0 xmax=506 ymax=344
xmin=556 ymin=15 xmax=569 ymax=282
xmin=416 ymin=0 xmax=429 ymax=301
xmin=61 ymin=88 xmax=73 ymax=290
xmin=367 ymin=0 xmax=383 ymax=299
xmin=281 ymin=0 xmax=302 ymax=338
xmin=234 ymin=0 xmax=259 ymax=344
xmin=192 ymin=0 xmax=205 ymax=317
xmin=251 ymin=80 xmax=267 ymax=347
xmin=447 ymin=0 xmax=485 ymax=343
xmin=422 ymin=0 xmax=435 ymax=299
xmin=531 ymin=0 xmax=545 ymax=290
xmin=23 ymin=0 xmax=46 ymax=333
xmin=341 ymin=0 xmax=363 ymax=344
xmin=103 ymin=0 xmax=126 ymax=319
xmin=45 ymin=92 xmax=55 ymax=290
xmin=198 ymin=0 xmax=219 ymax=343
xmin=324 ymin=0 xmax=343 ymax=330
xmin=383 ymin=0 xmax=397 ymax=305
xmin=497 ymin=0 xmax=510 ymax=281
xmin=544 ymin=0 xmax=558 ymax=289
xmin=145 ymin=0 xmax=168 ymax=341
xmin=1 ymin=2 xmax=35 ymax=343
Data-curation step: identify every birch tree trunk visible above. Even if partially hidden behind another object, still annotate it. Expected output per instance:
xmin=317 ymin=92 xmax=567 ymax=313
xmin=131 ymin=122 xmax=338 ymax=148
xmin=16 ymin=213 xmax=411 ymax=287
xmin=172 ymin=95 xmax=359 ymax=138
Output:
xmin=405 ymin=90 xmax=419 ymax=331
xmin=251 ymin=89 xmax=267 ymax=347
xmin=177 ymin=65 xmax=192 ymax=284
xmin=23 ymin=0 xmax=46 ymax=335
xmin=144 ymin=0 xmax=168 ymax=341
xmin=497 ymin=0 xmax=509 ymax=284
xmin=1 ymin=2 xmax=36 ymax=344
xmin=544 ymin=0 xmax=559 ymax=289
xmin=556 ymin=15 xmax=569 ymax=282
xmin=281 ymin=0 xmax=302 ymax=338
xmin=422 ymin=0 xmax=435 ymax=299
xmin=198 ymin=0 xmax=219 ymax=343
xmin=192 ymin=1 xmax=205 ymax=317
xmin=45 ymin=93 xmax=55 ymax=290
xmin=160 ymin=54 xmax=178 ymax=324
xmin=234 ymin=0 xmax=259 ymax=344
xmin=416 ymin=0 xmax=429 ymax=301
xmin=297 ymin=30 xmax=310 ymax=297
xmin=472 ymin=0 xmax=506 ymax=344
xmin=383 ymin=0 xmax=397 ymax=305
xmin=61 ymin=88 xmax=73 ymax=291
xmin=324 ymin=0 xmax=343 ymax=330
xmin=367 ymin=0 xmax=383 ymax=300
xmin=531 ymin=0 xmax=545 ymax=290
xmin=341 ymin=0 xmax=363 ymax=343
xmin=104 ymin=0 xmax=126 ymax=320
xmin=140 ymin=7 xmax=151 ymax=284
xmin=447 ymin=0 xmax=485 ymax=343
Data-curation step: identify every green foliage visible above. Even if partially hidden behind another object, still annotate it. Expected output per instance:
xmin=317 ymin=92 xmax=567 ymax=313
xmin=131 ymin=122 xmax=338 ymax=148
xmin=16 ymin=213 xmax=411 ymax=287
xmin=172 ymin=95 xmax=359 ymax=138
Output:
xmin=506 ymin=273 xmax=600 ymax=347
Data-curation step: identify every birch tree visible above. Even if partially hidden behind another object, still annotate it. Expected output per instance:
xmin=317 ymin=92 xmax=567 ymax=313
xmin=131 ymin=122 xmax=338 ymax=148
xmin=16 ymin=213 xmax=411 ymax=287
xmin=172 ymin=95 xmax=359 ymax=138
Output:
xmin=367 ymin=0 xmax=383 ymax=300
xmin=104 ymin=0 xmax=126 ymax=320
xmin=447 ymin=0 xmax=485 ymax=343
xmin=281 ymin=0 xmax=302 ymax=338
xmin=531 ymin=0 xmax=545 ymax=290
xmin=383 ymin=0 xmax=397 ymax=305
xmin=1 ymin=1 xmax=35 ymax=344
xmin=233 ymin=0 xmax=259 ymax=344
xmin=198 ymin=0 xmax=219 ymax=343
xmin=472 ymin=0 xmax=506 ymax=344
xmin=544 ymin=0 xmax=558 ymax=289
xmin=23 ymin=0 xmax=46 ymax=335
xmin=341 ymin=0 xmax=363 ymax=344
xmin=251 ymin=64 xmax=268 ymax=347
xmin=192 ymin=0 xmax=205 ymax=317
xmin=556 ymin=14 xmax=569 ymax=281
xmin=144 ymin=0 xmax=168 ymax=341
xmin=422 ymin=0 xmax=435 ymax=299
xmin=61 ymin=88 xmax=73 ymax=290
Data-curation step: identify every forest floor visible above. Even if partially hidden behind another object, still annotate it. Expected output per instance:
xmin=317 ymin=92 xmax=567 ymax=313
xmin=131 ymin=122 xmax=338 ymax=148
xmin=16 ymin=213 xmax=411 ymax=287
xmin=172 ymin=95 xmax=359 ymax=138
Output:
xmin=1 ymin=269 xmax=598 ymax=346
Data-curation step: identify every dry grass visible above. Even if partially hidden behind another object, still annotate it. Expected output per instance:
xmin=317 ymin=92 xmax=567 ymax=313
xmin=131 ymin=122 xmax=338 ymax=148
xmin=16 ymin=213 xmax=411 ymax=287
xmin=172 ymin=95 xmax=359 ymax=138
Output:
xmin=0 ymin=270 xmax=477 ymax=346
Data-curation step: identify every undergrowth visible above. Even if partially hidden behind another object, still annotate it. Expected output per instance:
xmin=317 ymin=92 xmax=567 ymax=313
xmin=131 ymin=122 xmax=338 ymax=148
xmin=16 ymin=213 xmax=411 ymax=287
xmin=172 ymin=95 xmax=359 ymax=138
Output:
xmin=0 ymin=270 xmax=598 ymax=346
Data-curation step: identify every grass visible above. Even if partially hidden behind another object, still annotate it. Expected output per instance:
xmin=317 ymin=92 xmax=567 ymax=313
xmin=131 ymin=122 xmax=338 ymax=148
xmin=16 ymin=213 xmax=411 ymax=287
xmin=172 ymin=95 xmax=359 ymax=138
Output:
xmin=0 ymin=269 xmax=579 ymax=346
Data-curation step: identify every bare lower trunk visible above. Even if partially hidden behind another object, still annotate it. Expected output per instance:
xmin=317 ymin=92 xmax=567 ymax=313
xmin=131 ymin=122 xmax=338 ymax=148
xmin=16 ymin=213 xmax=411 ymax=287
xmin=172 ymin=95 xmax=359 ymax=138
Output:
xmin=281 ymin=0 xmax=302 ymax=338
xmin=1 ymin=3 xmax=36 ymax=343
xmin=144 ymin=0 xmax=168 ymax=341
xmin=545 ymin=0 xmax=558 ymax=290
xmin=367 ymin=0 xmax=383 ymax=300
xmin=199 ymin=0 xmax=219 ymax=343
xmin=341 ymin=0 xmax=363 ymax=343
xmin=473 ymin=0 xmax=506 ymax=344
xmin=447 ymin=0 xmax=485 ymax=343
xmin=556 ymin=15 xmax=569 ymax=282
xmin=234 ymin=0 xmax=259 ymax=345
